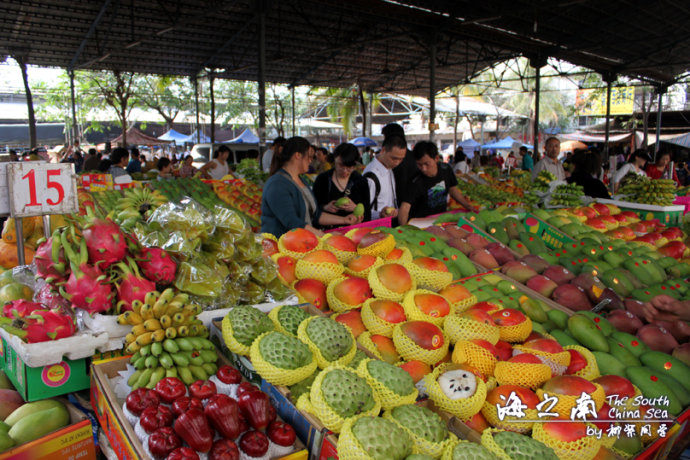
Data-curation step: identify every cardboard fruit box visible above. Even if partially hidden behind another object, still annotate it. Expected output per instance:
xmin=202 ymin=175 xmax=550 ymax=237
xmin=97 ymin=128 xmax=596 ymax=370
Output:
xmin=90 ymin=354 xmax=307 ymax=460
xmin=0 ymin=399 xmax=96 ymax=460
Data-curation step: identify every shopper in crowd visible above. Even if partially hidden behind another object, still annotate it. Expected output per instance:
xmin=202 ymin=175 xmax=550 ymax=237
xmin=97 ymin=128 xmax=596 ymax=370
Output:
xmin=83 ymin=148 xmax=100 ymax=172
xmin=262 ymin=136 xmax=286 ymax=173
xmin=201 ymin=145 xmax=231 ymax=180
xmin=178 ymin=155 xmax=197 ymax=178
xmin=60 ymin=145 xmax=84 ymax=173
xmin=261 ymin=136 xmax=358 ymax=237
xmin=566 ymin=150 xmax=610 ymax=199
xmin=363 ymin=135 xmax=407 ymax=220
xmin=521 ymin=146 xmax=533 ymax=171
xmin=311 ymin=147 xmax=332 ymax=174
xmin=612 ymin=149 xmax=650 ymax=192
xmin=532 ymin=137 xmax=565 ymax=181
xmin=108 ymin=147 xmax=130 ymax=180
xmin=383 ymin=123 xmax=417 ymax=209
xmin=398 ymin=141 xmax=477 ymax=225
xmin=126 ymin=148 xmax=142 ymax=174
xmin=313 ymin=143 xmax=370 ymax=229
xmin=8 ymin=150 xmax=18 ymax=162
xmin=453 ymin=148 xmax=470 ymax=174
xmin=645 ymin=151 xmax=680 ymax=185
xmin=157 ymin=157 xmax=173 ymax=180
xmin=677 ymin=161 xmax=690 ymax=186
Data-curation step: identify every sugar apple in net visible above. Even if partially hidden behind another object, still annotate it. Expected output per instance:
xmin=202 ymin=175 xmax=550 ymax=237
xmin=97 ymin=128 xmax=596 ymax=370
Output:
xmin=348 ymin=349 xmax=368 ymax=369
xmin=366 ymin=360 xmax=415 ymax=396
xmin=305 ymin=317 xmax=353 ymax=362
xmin=227 ymin=305 xmax=274 ymax=346
xmin=492 ymin=431 xmax=558 ymax=460
xmin=258 ymin=331 xmax=312 ymax=369
xmin=321 ymin=368 xmax=375 ymax=418
xmin=391 ymin=404 xmax=448 ymax=443
xmin=276 ymin=305 xmax=309 ymax=336
xmin=448 ymin=442 xmax=495 ymax=460
xmin=351 ymin=416 xmax=412 ymax=460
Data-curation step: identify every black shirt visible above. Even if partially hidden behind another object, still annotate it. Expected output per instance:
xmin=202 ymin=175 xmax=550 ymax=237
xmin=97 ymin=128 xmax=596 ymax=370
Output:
xmin=406 ymin=162 xmax=458 ymax=219
xmin=393 ymin=148 xmax=418 ymax=205
xmin=312 ymin=169 xmax=372 ymax=228
xmin=567 ymin=171 xmax=611 ymax=199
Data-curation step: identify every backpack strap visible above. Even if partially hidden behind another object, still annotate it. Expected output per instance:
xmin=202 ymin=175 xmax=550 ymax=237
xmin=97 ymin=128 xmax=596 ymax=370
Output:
xmin=362 ymin=171 xmax=381 ymax=211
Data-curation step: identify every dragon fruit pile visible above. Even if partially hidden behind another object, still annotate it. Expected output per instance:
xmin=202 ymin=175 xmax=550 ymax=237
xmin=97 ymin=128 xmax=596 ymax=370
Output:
xmin=0 ymin=214 xmax=178 ymax=343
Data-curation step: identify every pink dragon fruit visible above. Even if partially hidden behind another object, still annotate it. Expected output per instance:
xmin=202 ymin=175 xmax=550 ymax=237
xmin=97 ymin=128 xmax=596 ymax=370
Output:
xmin=34 ymin=284 xmax=71 ymax=310
xmin=3 ymin=299 xmax=42 ymax=319
xmin=114 ymin=258 xmax=156 ymax=312
xmin=0 ymin=309 xmax=75 ymax=343
xmin=138 ymin=247 xmax=177 ymax=285
xmin=33 ymin=229 xmax=67 ymax=282
xmin=81 ymin=218 xmax=128 ymax=268
xmin=59 ymin=233 xmax=114 ymax=314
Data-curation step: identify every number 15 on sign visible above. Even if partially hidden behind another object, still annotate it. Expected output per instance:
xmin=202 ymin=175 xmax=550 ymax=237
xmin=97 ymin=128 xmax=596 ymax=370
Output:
xmin=7 ymin=163 xmax=78 ymax=217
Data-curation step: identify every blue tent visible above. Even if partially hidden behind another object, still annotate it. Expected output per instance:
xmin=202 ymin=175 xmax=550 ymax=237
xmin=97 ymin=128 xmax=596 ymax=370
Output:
xmin=350 ymin=137 xmax=377 ymax=147
xmin=664 ymin=132 xmax=690 ymax=148
xmin=183 ymin=130 xmax=211 ymax=144
xmin=457 ymin=138 xmax=481 ymax=150
xmin=158 ymin=129 xmax=189 ymax=143
xmin=481 ymin=136 xmax=517 ymax=149
xmin=228 ymin=128 xmax=260 ymax=144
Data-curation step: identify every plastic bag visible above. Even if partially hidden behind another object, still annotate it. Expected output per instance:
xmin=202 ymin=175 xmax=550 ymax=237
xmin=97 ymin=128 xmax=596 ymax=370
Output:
xmin=148 ymin=198 xmax=215 ymax=242
xmin=174 ymin=257 xmax=224 ymax=298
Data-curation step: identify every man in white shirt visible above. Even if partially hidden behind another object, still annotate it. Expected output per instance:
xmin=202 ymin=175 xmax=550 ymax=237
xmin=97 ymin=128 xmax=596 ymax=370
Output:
xmin=532 ymin=137 xmax=566 ymax=182
xmin=262 ymin=136 xmax=286 ymax=173
xmin=363 ymin=135 xmax=407 ymax=219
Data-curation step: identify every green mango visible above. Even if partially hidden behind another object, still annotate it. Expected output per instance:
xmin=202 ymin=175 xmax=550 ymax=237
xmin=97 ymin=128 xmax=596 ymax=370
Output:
xmin=486 ymin=223 xmax=509 ymax=244
xmin=496 ymin=280 xmax=517 ymax=295
xmin=530 ymin=209 xmax=551 ymax=220
xmin=531 ymin=321 xmax=548 ymax=336
xmin=576 ymin=311 xmax=614 ymax=336
xmin=334 ymin=197 xmax=350 ymax=207
xmin=630 ymin=288 xmax=656 ymax=303
xmin=502 ymin=217 xmax=522 ymax=240
xmin=519 ymin=232 xmax=548 ymax=255
xmin=612 ymin=435 xmax=643 ymax=457
xmin=567 ymin=314 xmax=609 ymax=352
xmin=653 ymin=372 xmax=690 ymax=407
xmin=602 ymin=251 xmax=625 ymax=268
xmin=495 ymin=295 xmax=519 ymax=310
xmin=509 ymin=239 xmax=530 ymax=256
xmin=519 ymin=297 xmax=548 ymax=323
xmin=0 ymin=432 xmax=13 ymax=453
xmin=609 ymin=331 xmax=649 ymax=358
xmin=549 ymin=329 xmax=580 ymax=347
xmin=546 ymin=309 xmax=569 ymax=330
xmin=639 ymin=351 xmax=690 ymax=393
xmin=592 ymin=351 xmax=626 ymax=377
xmin=625 ymin=366 xmax=683 ymax=416
xmin=606 ymin=338 xmax=641 ymax=367
xmin=8 ymin=406 xmax=70 ymax=445
xmin=541 ymin=320 xmax=556 ymax=332
xmin=466 ymin=214 xmax=486 ymax=231
xmin=600 ymin=269 xmax=634 ymax=298
xmin=353 ymin=203 xmax=364 ymax=217
xmin=537 ymin=252 xmax=559 ymax=265
xmin=0 ymin=422 xmax=9 ymax=435
xmin=4 ymin=399 xmax=65 ymax=426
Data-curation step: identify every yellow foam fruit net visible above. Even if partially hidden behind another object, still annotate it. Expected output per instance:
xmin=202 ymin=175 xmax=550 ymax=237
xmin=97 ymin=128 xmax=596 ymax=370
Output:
xmin=563 ymin=345 xmax=600 ymax=380
xmin=536 ymin=383 xmax=605 ymax=419
xmin=424 ymin=363 xmax=487 ymax=421
xmin=447 ymin=292 xmax=478 ymax=314
xmin=451 ymin=340 xmax=498 ymax=377
xmin=343 ymin=256 xmax=383 ymax=279
xmin=392 ymin=322 xmax=448 ymax=365
xmin=326 ymin=276 xmax=371 ymax=313
xmin=356 ymin=233 xmax=396 ymax=257
xmin=384 ymin=246 xmax=413 ymax=265
xmin=268 ymin=305 xmax=295 ymax=336
xmin=480 ymin=428 xmax=528 ymax=460
xmin=494 ymin=361 xmax=552 ymax=389
xmin=337 ymin=414 xmax=412 ymax=460
xmin=290 ymin=279 xmax=328 ymax=311
xmin=277 ymin=233 xmax=321 ymax=259
xmin=360 ymin=298 xmax=406 ymax=337
xmin=407 ymin=261 xmax=454 ymax=292
xmin=481 ymin=400 xmax=539 ymax=434
xmin=297 ymin=316 xmax=357 ymax=368
xmin=249 ymin=331 xmax=318 ymax=386
xmin=357 ymin=359 xmax=418 ymax=410
xmin=444 ymin=315 xmax=500 ymax=345
xmin=368 ymin=263 xmax=416 ymax=302
xmin=495 ymin=316 xmax=533 ymax=343
xmin=512 ymin=345 xmax=571 ymax=376
xmin=486 ymin=375 xmax=498 ymax=392
xmin=270 ymin=252 xmax=295 ymax=285
xmin=383 ymin=408 xmax=457 ymax=458
xmin=295 ymin=257 xmax=344 ymax=284
xmin=296 ymin=365 xmax=381 ymax=434
xmin=356 ymin=332 xmax=385 ymax=361
xmin=320 ymin=234 xmax=358 ymax=265
xmin=221 ymin=314 xmax=252 ymax=356
xmin=441 ymin=440 xmax=493 ymax=460
xmin=402 ymin=289 xmax=451 ymax=327
xmin=532 ymin=422 xmax=601 ymax=460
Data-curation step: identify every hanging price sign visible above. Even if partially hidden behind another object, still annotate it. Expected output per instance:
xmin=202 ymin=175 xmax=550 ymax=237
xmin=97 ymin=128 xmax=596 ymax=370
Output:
xmin=7 ymin=162 xmax=78 ymax=217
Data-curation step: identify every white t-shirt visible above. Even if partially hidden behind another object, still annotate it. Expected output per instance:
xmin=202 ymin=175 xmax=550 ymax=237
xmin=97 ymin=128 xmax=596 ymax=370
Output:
xmin=207 ymin=158 xmax=229 ymax=180
xmin=363 ymin=156 xmax=396 ymax=220
xmin=453 ymin=161 xmax=469 ymax=174
xmin=612 ymin=163 xmax=646 ymax=186
xmin=262 ymin=149 xmax=274 ymax=173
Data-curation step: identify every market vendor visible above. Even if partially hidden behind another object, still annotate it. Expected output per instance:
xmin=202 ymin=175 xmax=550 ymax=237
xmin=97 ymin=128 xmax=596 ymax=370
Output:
xmin=566 ymin=150 xmax=610 ymax=199
xmin=200 ymin=145 xmax=231 ymax=180
xmin=313 ymin=143 xmax=371 ymax=229
xmin=611 ymin=149 xmax=650 ymax=192
xmin=397 ymin=141 xmax=477 ymax=225
xmin=645 ymin=151 xmax=680 ymax=185
xmin=643 ymin=294 xmax=690 ymax=322
xmin=531 ymin=137 xmax=565 ymax=182
xmin=261 ymin=136 xmax=360 ymax=238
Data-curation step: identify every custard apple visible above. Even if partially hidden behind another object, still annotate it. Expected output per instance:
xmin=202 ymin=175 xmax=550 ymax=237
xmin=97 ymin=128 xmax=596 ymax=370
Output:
xmin=305 ymin=317 xmax=353 ymax=362
xmin=366 ymin=360 xmax=415 ymax=396
xmin=227 ymin=305 xmax=274 ymax=346
xmin=321 ymin=368 xmax=375 ymax=417
xmin=391 ymin=404 xmax=448 ymax=443
xmin=258 ymin=331 xmax=312 ymax=369
xmin=349 ymin=349 xmax=368 ymax=369
xmin=289 ymin=372 xmax=317 ymax=402
xmin=438 ymin=369 xmax=477 ymax=400
xmin=492 ymin=431 xmax=558 ymax=460
xmin=448 ymin=442 xmax=495 ymax=459
xmin=276 ymin=305 xmax=309 ymax=335
xmin=351 ymin=416 xmax=412 ymax=460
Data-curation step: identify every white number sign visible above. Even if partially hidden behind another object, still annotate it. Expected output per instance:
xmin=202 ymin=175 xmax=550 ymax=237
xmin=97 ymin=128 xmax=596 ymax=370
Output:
xmin=7 ymin=162 xmax=79 ymax=217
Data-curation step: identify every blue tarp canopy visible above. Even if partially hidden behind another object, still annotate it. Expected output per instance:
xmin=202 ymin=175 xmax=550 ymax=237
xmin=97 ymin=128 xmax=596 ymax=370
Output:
xmin=457 ymin=138 xmax=481 ymax=150
xmin=183 ymin=130 xmax=211 ymax=144
xmin=664 ymin=132 xmax=690 ymax=148
xmin=158 ymin=129 xmax=189 ymax=142
xmin=228 ymin=128 xmax=259 ymax=144
xmin=350 ymin=137 xmax=377 ymax=147
xmin=482 ymin=136 xmax=517 ymax=149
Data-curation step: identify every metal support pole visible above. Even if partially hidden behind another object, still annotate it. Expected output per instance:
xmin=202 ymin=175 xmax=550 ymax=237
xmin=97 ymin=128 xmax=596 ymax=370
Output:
xmin=193 ymin=77 xmax=200 ymax=144
xmin=257 ymin=1 xmax=267 ymax=154
xmin=429 ymin=42 xmax=436 ymax=142
xmin=42 ymin=215 xmax=51 ymax=239
xmin=533 ymin=65 xmax=541 ymax=154
xmin=654 ymin=87 xmax=665 ymax=160
xmin=209 ymin=74 xmax=215 ymax=143
xmin=291 ymin=86 xmax=296 ymax=137
xmin=604 ymin=79 xmax=612 ymax=160
xmin=15 ymin=218 xmax=25 ymax=266
xmin=69 ymin=71 xmax=78 ymax=145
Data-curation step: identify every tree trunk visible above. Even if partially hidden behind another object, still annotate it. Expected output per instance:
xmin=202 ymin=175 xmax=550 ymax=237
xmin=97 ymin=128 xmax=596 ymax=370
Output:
xmin=641 ymin=87 xmax=649 ymax=148
xmin=358 ymin=85 xmax=366 ymax=137
xmin=453 ymin=91 xmax=459 ymax=148
xmin=17 ymin=57 xmax=37 ymax=148
xmin=120 ymin=108 xmax=127 ymax=147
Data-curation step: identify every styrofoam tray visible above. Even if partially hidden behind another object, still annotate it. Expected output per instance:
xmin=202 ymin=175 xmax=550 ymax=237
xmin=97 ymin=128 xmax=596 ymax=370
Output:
xmin=0 ymin=327 xmax=109 ymax=367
